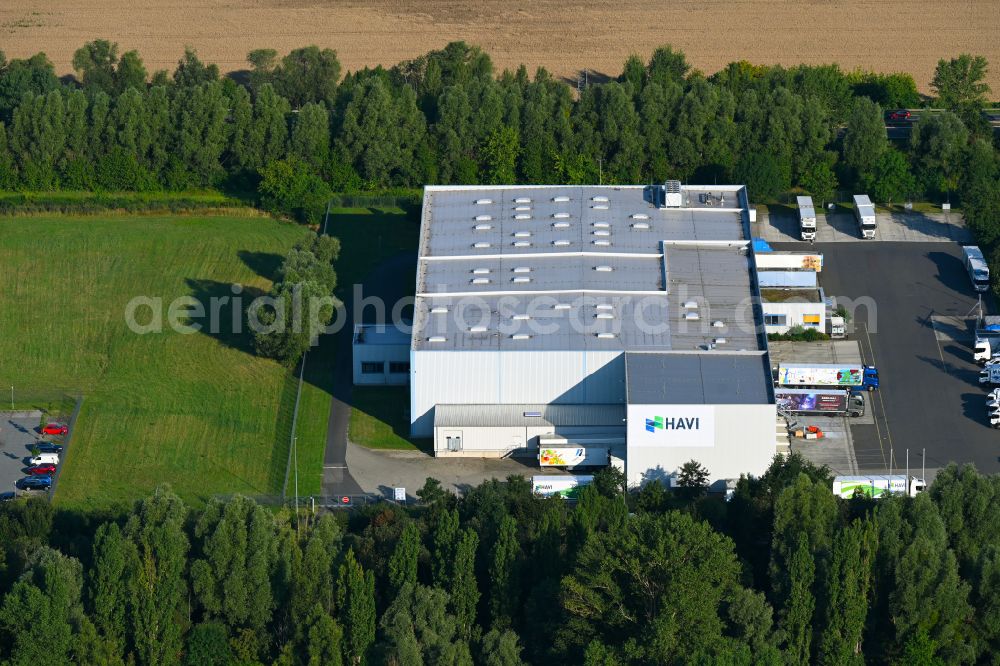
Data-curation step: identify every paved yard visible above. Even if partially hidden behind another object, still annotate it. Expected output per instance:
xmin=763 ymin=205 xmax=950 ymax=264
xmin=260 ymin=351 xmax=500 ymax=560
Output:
xmin=0 ymin=413 xmax=44 ymax=497
xmin=774 ymin=240 xmax=999 ymax=480
xmin=755 ymin=208 xmax=972 ymax=243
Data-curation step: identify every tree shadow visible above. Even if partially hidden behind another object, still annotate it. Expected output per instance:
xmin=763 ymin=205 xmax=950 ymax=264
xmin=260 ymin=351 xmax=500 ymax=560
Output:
xmin=184 ymin=278 xmax=267 ymax=355
xmin=926 ymin=250 xmax=972 ymax=294
xmin=238 ymin=250 xmax=284 ymax=281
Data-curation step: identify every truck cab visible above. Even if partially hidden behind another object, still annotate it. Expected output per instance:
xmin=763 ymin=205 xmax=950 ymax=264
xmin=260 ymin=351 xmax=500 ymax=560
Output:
xmin=862 ymin=365 xmax=879 ymax=390
xmin=847 ymin=392 xmax=866 ymax=417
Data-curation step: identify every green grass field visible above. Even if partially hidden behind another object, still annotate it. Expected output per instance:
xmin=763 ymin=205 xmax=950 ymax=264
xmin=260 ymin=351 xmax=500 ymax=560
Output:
xmin=0 ymin=212 xmax=307 ymax=508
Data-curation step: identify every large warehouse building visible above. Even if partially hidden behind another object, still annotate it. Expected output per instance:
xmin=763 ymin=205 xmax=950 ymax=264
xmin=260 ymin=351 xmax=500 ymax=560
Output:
xmin=405 ymin=182 xmax=778 ymax=488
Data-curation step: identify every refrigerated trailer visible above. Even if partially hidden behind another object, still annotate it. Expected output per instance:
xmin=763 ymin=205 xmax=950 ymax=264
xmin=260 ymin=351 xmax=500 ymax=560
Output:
xmin=832 ymin=475 xmax=925 ymax=499
xmin=963 ymin=246 xmax=990 ymax=293
xmin=775 ymin=388 xmax=865 ymax=417
xmin=853 ymin=194 xmax=877 ymax=239
xmin=776 ymin=363 xmax=879 ymax=391
xmin=797 ymin=195 xmax=816 ymax=241
xmin=532 ymin=475 xmax=594 ymax=499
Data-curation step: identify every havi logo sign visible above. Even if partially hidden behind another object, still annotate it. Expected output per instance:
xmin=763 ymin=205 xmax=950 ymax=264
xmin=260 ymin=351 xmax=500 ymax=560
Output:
xmin=629 ymin=405 xmax=715 ymax=448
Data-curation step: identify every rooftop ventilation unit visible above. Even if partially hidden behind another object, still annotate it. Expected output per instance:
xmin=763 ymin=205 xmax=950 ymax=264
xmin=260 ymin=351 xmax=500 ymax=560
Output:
xmin=593 ymin=222 xmax=610 ymax=228
xmin=684 ymin=312 xmax=700 ymax=321
xmin=596 ymin=304 xmax=613 ymax=311
xmin=514 ymin=214 xmax=531 ymax=220
xmin=512 ymin=334 xmax=531 ymax=340
xmin=513 ymin=241 xmax=531 ymax=248
xmin=514 ymin=197 xmax=532 ymax=204
xmin=596 ymin=313 xmax=614 ymax=319
xmin=471 ymin=278 xmax=490 ymax=285
xmin=512 ymin=276 xmax=531 ymax=284
xmin=430 ymin=306 xmax=448 ymax=314
xmin=712 ymin=320 xmax=725 ymax=328
xmin=473 ymin=242 xmax=491 ymax=248
xmin=553 ymin=196 xmax=570 ymax=203
xmin=522 ymin=410 xmax=542 ymax=416
xmin=474 ymin=224 xmax=492 ymax=231
xmin=713 ymin=337 xmax=727 ymax=345
xmin=475 ymin=198 xmax=493 ymax=205
xmin=553 ymin=240 xmax=571 ymax=246
xmin=513 ymin=266 xmax=531 ymax=273
xmin=595 ymin=265 xmax=613 ymax=272
xmin=593 ymin=240 xmax=611 ymax=246
xmin=592 ymin=204 xmax=609 ymax=210
xmin=593 ymin=230 xmax=611 ymax=237
xmin=470 ymin=325 xmax=488 ymax=333
xmin=664 ymin=180 xmax=682 ymax=208
xmin=428 ymin=336 xmax=447 ymax=342
xmin=552 ymin=222 xmax=570 ymax=229
xmin=631 ymin=213 xmax=650 ymax=220
xmin=514 ymin=206 xmax=531 ymax=211
xmin=514 ymin=231 xmax=531 ymax=238
xmin=475 ymin=214 xmax=492 ymax=221
xmin=553 ymin=303 xmax=571 ymax=310
xmin=512 ymin=314 xmax=531 ymax=320
xmin=631 ymin=222 xmax=650 ymax=230
xmin=472 ymin=268 xmax=490 ymax=274
xmin=596 ymin=332 xmax=617 ymax=339
xmin=683 ymin=301 xmax=698 ymax=309
xmin=552 ymin=212 xmax=570 ymax=219
xmin=592 ymin=195 xmax=609 ymax=203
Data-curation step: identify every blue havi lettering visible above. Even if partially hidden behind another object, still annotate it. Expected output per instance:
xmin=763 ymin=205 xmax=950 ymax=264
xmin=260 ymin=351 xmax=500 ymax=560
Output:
xmin=660 ymin=417 xmax=699 ymax=430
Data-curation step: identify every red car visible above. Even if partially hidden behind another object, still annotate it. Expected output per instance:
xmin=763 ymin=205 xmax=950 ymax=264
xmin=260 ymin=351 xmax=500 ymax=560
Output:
xmin=41 ymin=423 xmax=68 ymax=436
xmin=888 ymin=109 xmax=911 ymax=120
xmin=27 ymin=464 xmax=57 ymax=476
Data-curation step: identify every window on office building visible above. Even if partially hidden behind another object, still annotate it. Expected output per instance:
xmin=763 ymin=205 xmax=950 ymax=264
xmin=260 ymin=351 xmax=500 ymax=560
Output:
xmin=361 ymin=361 xmax=384 ymax=374
xmin=389 ymin=361 xmax=410 ymax=374
xmin=764 ymin=314 xmax=787 ymax=326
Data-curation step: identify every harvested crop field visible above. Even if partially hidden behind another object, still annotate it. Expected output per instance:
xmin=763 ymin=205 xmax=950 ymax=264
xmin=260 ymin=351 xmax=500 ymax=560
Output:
xmin=2 ymin=0 xmax=999 ymax=93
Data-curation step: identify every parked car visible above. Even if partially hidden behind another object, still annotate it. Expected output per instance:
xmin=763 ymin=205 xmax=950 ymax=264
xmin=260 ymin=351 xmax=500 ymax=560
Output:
xmin=16 ymin=476 xmax=52 ymax=491
xmin=28 ymin=454 xmax=59 ymax=467
xmin=26 ymin=464 xmax=57 ymax=476
xmin=0 ymin=491 xmax=16 ymax=502
xmin=41 ymin=423 xmax=68 ymax=436
xmin=888 ymin=109 xmax=911 ymax=120
xmin=33 ymin=442 xmax=63 ymax=454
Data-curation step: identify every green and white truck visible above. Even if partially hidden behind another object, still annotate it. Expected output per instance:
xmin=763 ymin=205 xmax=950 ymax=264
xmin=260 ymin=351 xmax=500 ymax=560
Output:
xmin=832 ymin=475 xmax=925 ymax=499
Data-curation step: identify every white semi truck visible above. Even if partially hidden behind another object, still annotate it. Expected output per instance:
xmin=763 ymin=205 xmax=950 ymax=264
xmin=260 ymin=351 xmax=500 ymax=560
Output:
xmin=975 ymin=316 xmax=1000 ymax=364
xmin=963 ymin=245 xmax=990 ymax=293
xmin=776 ymin=363 xmax=879 ymax=391
xmin=797 ymin=195 xmax=816 ymax=241
xmin=853 ymin=194 xmax=877 ymax=239
xmin=832 ymin=475 xmax=925 ymax=499
xmin=532 ymin=475 xmax=593 ymax=499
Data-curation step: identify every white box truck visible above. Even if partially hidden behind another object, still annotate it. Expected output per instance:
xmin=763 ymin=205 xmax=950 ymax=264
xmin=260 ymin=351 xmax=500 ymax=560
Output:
xmin=532 ymin=475 xmax=593 ymax=499
xmin=538 ymin=446 xmax=609 ymax=469
xmin=974 ymin=316 xmax=1000 ymax=364
xmin=29 ymin=453 xmax=59 ymax=466
xmin=963 ymin=246 xmax=990 ymax=293
xmin=832 ymin=475 xmax=925 ymax=499
xmin=853 ymin=194 xmax=877 ymax=239
xmin=827 ymin=315 xmax=846 ymax=339
xmin=796 ymin=195 xmax=816 ymax=241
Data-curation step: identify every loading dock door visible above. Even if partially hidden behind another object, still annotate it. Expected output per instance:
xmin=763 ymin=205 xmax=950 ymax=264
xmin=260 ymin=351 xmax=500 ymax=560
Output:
xmin=443 ymin=431 xmax=463 ymax=452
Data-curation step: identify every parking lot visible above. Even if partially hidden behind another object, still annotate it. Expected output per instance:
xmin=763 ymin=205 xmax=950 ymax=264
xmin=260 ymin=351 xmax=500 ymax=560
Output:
xmin=756 ymin=207 xmax=973 ymax=243
xmin=0 ymin=413 xmax=48 ymax=497
xmin=772 ymin=240 xmax=999 ymax=479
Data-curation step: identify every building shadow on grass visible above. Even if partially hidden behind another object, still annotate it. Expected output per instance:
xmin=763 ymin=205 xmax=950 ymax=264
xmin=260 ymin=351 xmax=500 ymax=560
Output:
xmin=184 ymin=278 xmax=267 ymax=355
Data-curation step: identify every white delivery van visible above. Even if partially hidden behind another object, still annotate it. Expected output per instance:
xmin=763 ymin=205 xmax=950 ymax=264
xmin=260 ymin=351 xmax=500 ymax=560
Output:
xmin=29 ymin=454 xmax=59 ymax=466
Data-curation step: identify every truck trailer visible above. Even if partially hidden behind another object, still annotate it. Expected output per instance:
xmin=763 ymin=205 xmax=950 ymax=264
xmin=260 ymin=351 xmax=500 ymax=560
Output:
xmin=852 ymin=194 xmax=877 ymax=239
xmin=963 ymin=246 xmax=990 ymax=293
xmin=776 ymin=363 xmax=879 ymax=391
xmin=775 ymin=388 xmax=865 ymax=417
xmin=974 ymin=316 xmax=1000 ymax=364
xmin=797 ymin=195 xmax=816 ymax=241
xmin=979 ymin=364 xmax=1000 ymax=386
xmin=832 ymin=475 xmax=925 ymax=499
xmin=532 ymin=475 xmax=593 ymax=499
xmin=538 ymin=446 xmax=609 ymax=469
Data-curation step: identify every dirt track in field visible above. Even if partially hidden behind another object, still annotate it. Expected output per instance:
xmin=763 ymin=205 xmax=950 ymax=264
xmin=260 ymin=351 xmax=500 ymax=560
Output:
xmin=2 ymin=0 xmax=998 ymax=93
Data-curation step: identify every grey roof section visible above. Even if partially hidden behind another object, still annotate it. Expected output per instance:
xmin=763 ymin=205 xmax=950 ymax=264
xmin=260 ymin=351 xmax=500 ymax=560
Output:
xmin=625 ymin=352 xmax=774 ymax=405
xmin=353 ymin=323 xmax=411 ymax=346
xmin=413 ymin=184 xmax=765 ymax=353
xmin=434 ymin=403 xmax=626 ymax=428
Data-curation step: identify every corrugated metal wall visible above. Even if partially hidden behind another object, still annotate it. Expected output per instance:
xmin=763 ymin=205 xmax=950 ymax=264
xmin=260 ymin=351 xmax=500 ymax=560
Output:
xmin=411 ymin=350 xmax=626 ymax=436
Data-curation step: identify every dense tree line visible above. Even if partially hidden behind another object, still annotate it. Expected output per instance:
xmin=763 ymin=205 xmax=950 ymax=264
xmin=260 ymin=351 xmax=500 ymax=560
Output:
xmin=3 ymin=456 xmax=1000 ymax=664
xmin=0 ymin=42 xmax=995 ymax=213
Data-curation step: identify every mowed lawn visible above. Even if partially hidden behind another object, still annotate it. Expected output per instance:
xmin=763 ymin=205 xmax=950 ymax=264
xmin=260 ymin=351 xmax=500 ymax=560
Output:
xmin=0 ymin=213 xmax=309 ymax=508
